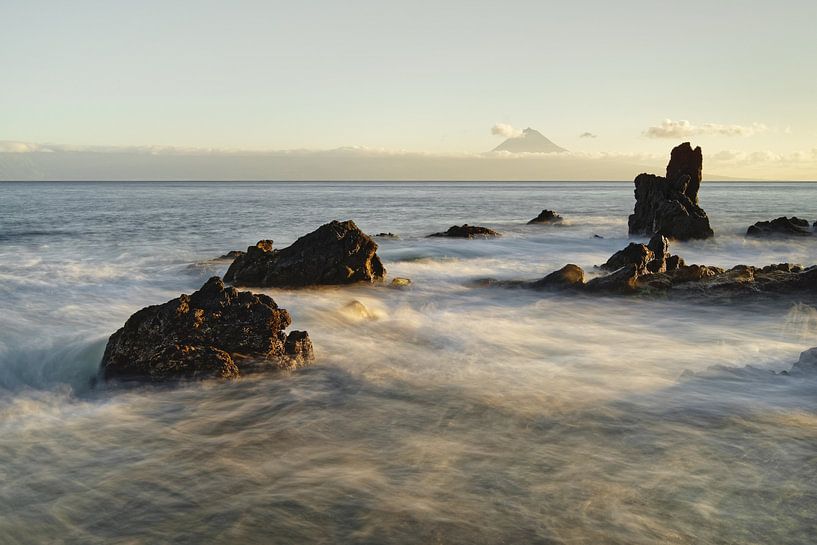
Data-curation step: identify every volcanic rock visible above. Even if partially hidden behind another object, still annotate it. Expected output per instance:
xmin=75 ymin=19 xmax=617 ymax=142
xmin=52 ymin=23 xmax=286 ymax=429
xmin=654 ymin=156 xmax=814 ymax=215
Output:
xmin=527 ymin=210 xmax=563 ymax=224
xmin=746 ymin=217 xmax=814 ymax=237
xmin=224 ymin=221 xmax=385 ymax=287
xmin=428 ymin=225 xmax=500 ymax=238
xmin=628 ymin=143 xmax=714 ymax=240
xmin=600 ymin=235 xmax=682 ymax=274
xmin=100 ymin=277 xmax=313 ymax=382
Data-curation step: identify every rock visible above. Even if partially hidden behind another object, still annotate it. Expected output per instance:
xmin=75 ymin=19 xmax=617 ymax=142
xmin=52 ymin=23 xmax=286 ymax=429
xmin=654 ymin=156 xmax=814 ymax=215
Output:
xmin=791 ymin=347 xmax=817 ymax=373
xmin=224 ymin=221 xmax=385 ymax=287
xmin=527 ymin=210 xmax=563 ymax=224
xmin=599 ymin=235 xmax=678 ymax=274
xmin=532 ymin=264 xmax=585 ymax=290
xmin=100 ymin=277 xmax=314 ymax=382
xmin=628 ymin=142 xmax=714 ymax=240
xmin=428 ymin=224 xmax=500 ymax=238
xmin=586 ymin=264 xmax=640 ymax=293
xmin=600 ymin=242 xmax=654 ymax=273
xmin=593 ymin=234 xmax=604 ymax=239
xmin=219 ymin=250 xmax=245 ymax=259
xmin=375 ymin=232 xmax=399 ymax=239
xmin=224 ymin=240 xmax=275 ymax=283
xmin=340 ymin=300 xmax=378 ymax=321
xmin=746 ymin=217 xmax=814 ymax=237
xmin=390 ymin=277 xmax=412 ymax=288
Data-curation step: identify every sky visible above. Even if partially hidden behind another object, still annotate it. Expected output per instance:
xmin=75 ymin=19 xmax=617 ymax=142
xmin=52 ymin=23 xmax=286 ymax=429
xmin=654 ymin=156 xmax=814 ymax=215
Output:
xmin=1 ymin=0 xmax=816 ymax=179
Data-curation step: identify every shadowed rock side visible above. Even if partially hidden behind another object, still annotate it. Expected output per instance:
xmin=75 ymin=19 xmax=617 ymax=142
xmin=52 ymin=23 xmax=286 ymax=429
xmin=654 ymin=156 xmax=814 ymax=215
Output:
xmin=628 ymin=142 xmax=714 ymax=240
xmin=531 ymin=238 xmax=817 ymax=300
xmin=224 ymin=221 xmax=385 ymax=287
xmin=428 ymin=225 xmax=501 ymax=238
xmin=527 ymin=209 xmax=563 ymax=224
xmin=747 ymin=217 xmax=815 ymax=237
xmin=100 ymin=277 xmax=314 ymax=382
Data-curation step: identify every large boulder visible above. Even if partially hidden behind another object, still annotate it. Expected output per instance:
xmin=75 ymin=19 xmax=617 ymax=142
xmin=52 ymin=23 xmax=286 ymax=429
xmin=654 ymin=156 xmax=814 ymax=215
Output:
xmin=224 ymin=220 xmax=385 ymax=287
xmin=527 ymin=210 xmax=563 ymax=224
xmin=628 ymin=143 xmax=714 ymax=240
xmin=747 ymin=217 xmax=814 ymax=237
xmin=100 ymin=277 xmax=313 ymax=382
xmin=428 ymin=225 xmax=500 ymax=238
xmin=532 ymin=264 xmax=585 ymax=290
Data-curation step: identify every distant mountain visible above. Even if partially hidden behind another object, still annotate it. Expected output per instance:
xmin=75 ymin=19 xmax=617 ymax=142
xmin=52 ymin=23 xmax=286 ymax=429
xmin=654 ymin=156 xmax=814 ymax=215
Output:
xmin=492 ymin=128 xmax=567 ymax=153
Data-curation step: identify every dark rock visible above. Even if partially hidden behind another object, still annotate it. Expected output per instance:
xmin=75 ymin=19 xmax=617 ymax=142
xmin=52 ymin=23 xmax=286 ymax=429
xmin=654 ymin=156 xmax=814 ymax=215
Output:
xmin=746 ymin=217 xmax=814 ymax=237
xmin=600 ymin=235 xmax=674 ymax=274
xmin=428 ymin=225 xmax=500 ymax=238
xmin=224 ymin=221 xmax=385 ymax=287
xmin=586 ymin=264 xmax=640 ymax=293
xmin=219 ymin=250 xmax=245 ymax=259
xmin=665 ymin=254 xmax=685 ymax=271
xmin=600 ymin=243 xmax=654 ymax=273
xmin=791 ymin=347 xmax=817 ymax=374
xmin=375 ymin=232 xmax=399 ymax=239
xmin=628 ymin=143 xmax=714 ymax=240
xmin=593 ymin=234 xmax=604 ymax=239
xmin=532 ymin=264 xmax=585 ymax=290
xmin=527 ymin=210 xmax=563 ymax=224
xmin=100 ymin=277 xmax=313 ymax=382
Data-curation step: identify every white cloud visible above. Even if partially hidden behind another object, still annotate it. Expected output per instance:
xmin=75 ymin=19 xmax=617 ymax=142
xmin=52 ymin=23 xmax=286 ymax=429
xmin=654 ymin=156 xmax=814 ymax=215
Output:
xmin=490 ymin=123 xmax=522 ymax=138
xmin=644 ymin=119 xmax=768 ymax=138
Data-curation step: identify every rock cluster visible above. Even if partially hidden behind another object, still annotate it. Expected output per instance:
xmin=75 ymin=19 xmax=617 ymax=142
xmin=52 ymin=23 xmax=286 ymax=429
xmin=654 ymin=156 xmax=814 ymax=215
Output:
xmin=533 ymin=237 xmax=817 ymax=300
xmin=628 ymin=143 xmax=714 ymax=240
xmin=225 ymin=221 xmax=385 ymax=287
xmin=747 ymin=217 xmax=814 ymax=237
xmin=527 ymin=210 xmax=563 ymax=224
xmin=100 ymin=277 xmax=314 ymax=382
xmin=428 ymin=225 xmax=500 ymax=238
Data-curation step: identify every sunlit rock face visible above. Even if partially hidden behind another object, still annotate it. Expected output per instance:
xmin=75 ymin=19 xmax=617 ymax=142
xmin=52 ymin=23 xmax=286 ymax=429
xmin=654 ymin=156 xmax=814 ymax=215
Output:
xmin=100 ymin=277 xmax=313 ymax=382
xmin=225 ymin=220 xmax=385 ymax=287
xmin=628 ymin=142 xmax=714 ymax=241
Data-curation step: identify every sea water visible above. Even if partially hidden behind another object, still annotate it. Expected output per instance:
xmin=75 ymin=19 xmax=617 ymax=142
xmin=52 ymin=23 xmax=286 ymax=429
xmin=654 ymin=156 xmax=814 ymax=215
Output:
xmin=0 ymin=181 xmax=816 ymax=544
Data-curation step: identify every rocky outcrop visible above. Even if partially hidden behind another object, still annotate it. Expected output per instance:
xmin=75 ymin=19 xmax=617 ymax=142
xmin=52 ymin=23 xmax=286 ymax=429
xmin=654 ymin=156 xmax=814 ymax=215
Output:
xmin=428 ymin=225 xmax=500 ymax=238
xmin=790 ymin=347 xmax=817 ymax=374
xmin=219 ymin=250 xmax=245 ymax=259
xmin=628 ymin=143 xmax=714 ymax=240
xmin=530 ymin=234 xmax=816 ymax=300
xmin=599 ymin=235 xmax=684 ymax=274
xmin=527 ymin=210 xmax=563 ymax=224
xmin=224 ymin=221 xmax=385 ymax=287
xmin=746 ymin=217 xmax=814 ymax=237
xmin=100 ymin=277 xmax=314 ymax=382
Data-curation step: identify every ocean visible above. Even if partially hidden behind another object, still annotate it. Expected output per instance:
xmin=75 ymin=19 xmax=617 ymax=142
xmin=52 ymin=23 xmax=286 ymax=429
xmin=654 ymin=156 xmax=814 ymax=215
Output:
xmin=1 ymin=181 xmax=816 ymax=544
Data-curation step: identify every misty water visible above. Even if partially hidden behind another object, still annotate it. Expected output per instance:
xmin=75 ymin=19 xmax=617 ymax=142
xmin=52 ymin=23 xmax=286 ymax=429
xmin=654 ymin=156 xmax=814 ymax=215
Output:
xmin=1 ymin=181 xmax=816 ymax=544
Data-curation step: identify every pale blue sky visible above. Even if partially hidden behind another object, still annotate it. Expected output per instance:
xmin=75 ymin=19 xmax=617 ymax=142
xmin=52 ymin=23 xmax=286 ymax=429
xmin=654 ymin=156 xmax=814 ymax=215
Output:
xmin=1 ymin=0 xmax=815 ymax=170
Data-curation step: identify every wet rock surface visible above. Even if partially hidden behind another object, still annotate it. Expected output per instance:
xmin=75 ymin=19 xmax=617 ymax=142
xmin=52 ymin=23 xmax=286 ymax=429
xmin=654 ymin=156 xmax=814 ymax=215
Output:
xmin=100 ymin=277 xmax=314 ymax=382
xmin=224 ymin=221 xmax=385 ymax=287
xmin=532 ymin=264 xmax=584 ymax=290
xmin=747 ymin=217 xmax=814 ymax=237
xmin=527 ymin=210 xmax=563 ymax=224
xmin=600 ymin=235 xmax=684 ymax=274
xmin=628 ymin=142 xmax=714 ymax=240
xmin=428 ymin=225 xmax=500 ymax=238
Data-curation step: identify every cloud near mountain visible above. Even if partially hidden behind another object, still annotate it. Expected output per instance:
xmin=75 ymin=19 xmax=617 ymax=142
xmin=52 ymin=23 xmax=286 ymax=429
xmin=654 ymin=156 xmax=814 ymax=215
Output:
xmin=644 ymin=119 xmax=768 ymax=138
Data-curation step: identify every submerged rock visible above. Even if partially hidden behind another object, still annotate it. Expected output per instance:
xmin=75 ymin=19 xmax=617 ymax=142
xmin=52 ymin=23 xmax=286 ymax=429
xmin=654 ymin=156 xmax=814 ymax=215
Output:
xmin=219 ymin=250 xmax=245 ymax=259
xmin=374 ymin=232 xmax=399 ymax=239
xmin=628 ymin=142 xmax=714 ymax=240
xmin=224 ymin=221 xmax=385 ymax=287
xmin=746 ymin=217 xmax=814 ymax=237
xmin=100 ymin=277 xmax=314 ymax=382
xmin=390 ymin=277 xmax=412 ymax=288
xmin=428 ymin=224 xmax=500 ymax=238
xmin=527 ymin=210 xmax=563 ymax=224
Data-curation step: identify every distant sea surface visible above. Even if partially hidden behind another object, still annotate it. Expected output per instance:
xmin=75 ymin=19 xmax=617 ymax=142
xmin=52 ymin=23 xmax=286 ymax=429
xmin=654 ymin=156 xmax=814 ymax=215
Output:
xmin=1 ymin=181 xmax=816 ymax=544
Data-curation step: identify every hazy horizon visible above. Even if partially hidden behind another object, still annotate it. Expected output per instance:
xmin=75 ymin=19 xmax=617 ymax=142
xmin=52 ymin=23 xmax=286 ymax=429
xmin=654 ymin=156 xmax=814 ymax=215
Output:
xmin=1 ymin=0 xmax=816 ymax=179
